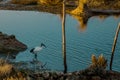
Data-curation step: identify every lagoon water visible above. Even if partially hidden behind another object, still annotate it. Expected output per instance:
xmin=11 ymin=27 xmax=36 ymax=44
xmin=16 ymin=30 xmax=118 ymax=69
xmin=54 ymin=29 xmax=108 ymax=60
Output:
xmin=0 ymin=10 xmax=120 ymax=72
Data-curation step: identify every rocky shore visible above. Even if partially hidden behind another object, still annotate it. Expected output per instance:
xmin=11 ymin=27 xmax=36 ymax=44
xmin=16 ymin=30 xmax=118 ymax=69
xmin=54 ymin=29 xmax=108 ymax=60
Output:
xmin=0 ymin=32 xmax=27 ymax=54
xmin=0 ymin=55 xmax=120 ymax=80
xmin=1 ymin=61 xmax=120 ymax=80
xmin=29 ymin=69 xmax=120 ymax=80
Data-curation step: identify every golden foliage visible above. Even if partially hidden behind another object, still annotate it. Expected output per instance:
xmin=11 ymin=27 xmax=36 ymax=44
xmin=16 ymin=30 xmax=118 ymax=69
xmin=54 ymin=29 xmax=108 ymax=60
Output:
xmin=3 ymin=72 xmax=26 ymax=80
xmin=70 ymin=0 xmax=87 ymax=15
xmin=11 ymin=0 xmax=62 ymax=5
xmin=0 ymin=59 xmax=13 ymax=77
xmin=71 ymin=15 xmax=87 ymax=31
xmin=3 ymin=75 xmax=26 ymax=80
xmin=0 ymin=59 xmax=27 ymax=80
xmin=38 ymin=0 xmax=62 ymax=5
xmin=91 ymin=54 xmax=107 ymax=69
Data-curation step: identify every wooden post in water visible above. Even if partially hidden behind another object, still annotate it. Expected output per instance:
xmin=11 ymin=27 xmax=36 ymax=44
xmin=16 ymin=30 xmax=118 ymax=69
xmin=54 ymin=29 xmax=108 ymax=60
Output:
xmin=62 ymin=0 xmax=67 ymax=73
xmin=110 ymin=23 xmax=120 ymax=70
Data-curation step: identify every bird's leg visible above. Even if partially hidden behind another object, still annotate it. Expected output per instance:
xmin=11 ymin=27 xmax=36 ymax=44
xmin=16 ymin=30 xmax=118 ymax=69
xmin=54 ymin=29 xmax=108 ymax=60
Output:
xmin=34 ymin=53 xmax=38 ymax=73
xmin=34 ymin=54 xmax=38 ymax=61
xmin=41 ymin=62 xmax=47 ymax=69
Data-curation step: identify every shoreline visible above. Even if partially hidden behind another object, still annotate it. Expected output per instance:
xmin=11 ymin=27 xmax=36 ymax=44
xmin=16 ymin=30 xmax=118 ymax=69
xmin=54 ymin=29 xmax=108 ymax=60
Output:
xmin=1 ymin=59 xmax=120 ymax=80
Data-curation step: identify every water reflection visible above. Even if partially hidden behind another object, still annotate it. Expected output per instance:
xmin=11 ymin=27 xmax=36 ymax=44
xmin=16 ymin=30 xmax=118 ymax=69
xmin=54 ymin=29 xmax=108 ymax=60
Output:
xmin=71 ymin=15 xmax=87 ymax=31
xmin=70 ymin=14 xmax=120 ymax=31
xmin=0 ymin=10 xmax=120 ymax=72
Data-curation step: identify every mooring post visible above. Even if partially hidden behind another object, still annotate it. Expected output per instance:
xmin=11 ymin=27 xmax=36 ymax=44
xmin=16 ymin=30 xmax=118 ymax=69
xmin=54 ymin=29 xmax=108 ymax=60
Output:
xmin=110 ymin=23 xmax=120 ymax=70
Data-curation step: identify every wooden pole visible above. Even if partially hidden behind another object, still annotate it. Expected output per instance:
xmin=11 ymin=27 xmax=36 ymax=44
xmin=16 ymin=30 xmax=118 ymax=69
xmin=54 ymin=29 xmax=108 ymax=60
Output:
xmin=62 ymin=0 xmax=67 ymax=73
xmin=110 ymin=23 xmax=120 ymax=70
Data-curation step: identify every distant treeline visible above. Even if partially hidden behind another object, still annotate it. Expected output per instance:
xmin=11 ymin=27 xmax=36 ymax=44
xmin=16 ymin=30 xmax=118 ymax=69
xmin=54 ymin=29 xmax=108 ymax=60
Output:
xmin=87 ymin=0 xmax=120 ymax=10
xmin=10 ymin=0 xmax=120 ymax=10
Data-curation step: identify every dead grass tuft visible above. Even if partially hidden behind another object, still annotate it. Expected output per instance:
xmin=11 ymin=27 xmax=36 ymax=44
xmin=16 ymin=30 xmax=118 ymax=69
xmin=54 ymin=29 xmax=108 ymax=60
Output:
xmin=0 ymin=59 xmax=13 ymax=77
xmin=91 ymin=54 xmax=107 ymax=69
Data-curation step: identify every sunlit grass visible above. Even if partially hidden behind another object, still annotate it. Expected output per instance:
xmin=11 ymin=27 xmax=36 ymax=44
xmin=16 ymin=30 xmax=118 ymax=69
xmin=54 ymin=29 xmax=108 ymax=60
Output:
xmin=11 ymin=0 xmax=62 ymax=5
xmin=0 ymin=59 xmax=27 ymax=79
xmin=70 ymin=0 xmax=87 ymax=15
xmin=38 ymin=0 xmax=62 ymax=5
xmin=3 ymin=72 xmax=26 ymax=80
xmin=0 ymin=59 xmax=13 ymax=77
xmin=91 ymin=54 xmax=107 ymax=69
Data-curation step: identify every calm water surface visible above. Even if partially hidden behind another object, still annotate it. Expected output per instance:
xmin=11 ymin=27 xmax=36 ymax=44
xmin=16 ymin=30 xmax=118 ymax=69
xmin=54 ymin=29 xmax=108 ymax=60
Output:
xmin=0 ymin=10 xmax=120 ymax=72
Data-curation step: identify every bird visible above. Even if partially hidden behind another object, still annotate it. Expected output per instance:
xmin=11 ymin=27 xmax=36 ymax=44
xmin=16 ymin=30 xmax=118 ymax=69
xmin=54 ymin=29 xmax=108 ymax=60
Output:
xmin=30 ymin=43 xmax=46 ymax=60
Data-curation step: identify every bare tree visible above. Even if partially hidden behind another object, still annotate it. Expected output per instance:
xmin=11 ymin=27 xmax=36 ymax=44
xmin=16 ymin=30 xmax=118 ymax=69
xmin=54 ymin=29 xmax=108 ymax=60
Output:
xmin=110 ymin=23 xmax=120 ymax=70
xmin=62 ymin=0 xmax=67 ymax=73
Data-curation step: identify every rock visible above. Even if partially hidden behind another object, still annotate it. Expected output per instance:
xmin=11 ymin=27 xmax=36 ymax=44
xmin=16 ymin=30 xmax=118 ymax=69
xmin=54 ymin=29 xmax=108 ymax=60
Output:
xmin=0 ymin=32 xmax=27 ymax=54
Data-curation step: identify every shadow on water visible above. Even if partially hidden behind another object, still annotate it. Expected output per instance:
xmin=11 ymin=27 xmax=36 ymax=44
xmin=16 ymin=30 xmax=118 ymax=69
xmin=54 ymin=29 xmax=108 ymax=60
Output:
xmin=0 ymin=52 xmax=17 ymax=60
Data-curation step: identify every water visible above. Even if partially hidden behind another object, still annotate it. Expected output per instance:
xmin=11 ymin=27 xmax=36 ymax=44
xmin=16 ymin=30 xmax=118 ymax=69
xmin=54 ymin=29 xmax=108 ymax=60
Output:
xmin=0 ymin=10 xmax=120 ymax=72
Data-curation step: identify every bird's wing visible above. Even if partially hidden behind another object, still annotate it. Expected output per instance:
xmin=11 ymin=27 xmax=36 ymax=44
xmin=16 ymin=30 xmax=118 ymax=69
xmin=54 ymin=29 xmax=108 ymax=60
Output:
xmin=34 ymin=46 xmax=43 ymax=52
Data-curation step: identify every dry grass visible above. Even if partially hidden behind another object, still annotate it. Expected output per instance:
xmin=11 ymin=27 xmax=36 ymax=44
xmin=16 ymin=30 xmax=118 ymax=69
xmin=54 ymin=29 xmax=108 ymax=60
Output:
xmin=70 ymin=0 xmax=87 ymax=15
xmin=38 ymin=0 xmax=62 ymax=5
xmin=0 ymin=59 xmax=13 ymax=77
xmin=91 ymin=54 xmax=107 ymax=69
xmin=11 ymin=0 xmax=38 ymax=5
xmin=3 ymin=72 xmax=26 ymax=80
xmin=0 ymin=59 xmax=27 ymax=80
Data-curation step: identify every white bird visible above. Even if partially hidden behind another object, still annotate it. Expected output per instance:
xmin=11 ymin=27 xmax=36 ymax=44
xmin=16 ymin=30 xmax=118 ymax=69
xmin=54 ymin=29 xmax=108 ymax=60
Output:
xmin=30 ymin=43 xmax=46 ymax=60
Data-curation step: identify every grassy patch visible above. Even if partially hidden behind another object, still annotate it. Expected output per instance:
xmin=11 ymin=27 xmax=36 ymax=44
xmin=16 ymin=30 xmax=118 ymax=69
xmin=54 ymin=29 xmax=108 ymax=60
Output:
xmin=0 ymin=59 xmax=27 ymax=79
xmin=0 ymin=59 xmax=13 ymax=77
xmin=37 ymin=0 xmax=62 ymax=6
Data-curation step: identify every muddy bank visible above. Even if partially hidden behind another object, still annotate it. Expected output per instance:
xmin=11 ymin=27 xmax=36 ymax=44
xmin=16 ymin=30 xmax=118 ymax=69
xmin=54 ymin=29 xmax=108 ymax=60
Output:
xmin=29 ymin=69 xmax=120 ymax=80
xmin=0 ymin=32 xmax=27 ymax=54
xmin=0 ymin=54 xmax=120 ymax=80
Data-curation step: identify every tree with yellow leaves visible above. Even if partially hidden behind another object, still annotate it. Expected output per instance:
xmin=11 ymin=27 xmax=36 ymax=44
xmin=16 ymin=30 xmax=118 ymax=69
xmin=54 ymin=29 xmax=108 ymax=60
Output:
xmin=70 ymin=0 xmax=87 ymax=15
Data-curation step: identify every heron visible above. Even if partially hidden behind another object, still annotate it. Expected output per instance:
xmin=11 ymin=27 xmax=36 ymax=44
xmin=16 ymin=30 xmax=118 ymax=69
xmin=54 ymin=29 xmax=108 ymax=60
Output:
xmin=30 ymin=43 xmax=46 ymax=60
